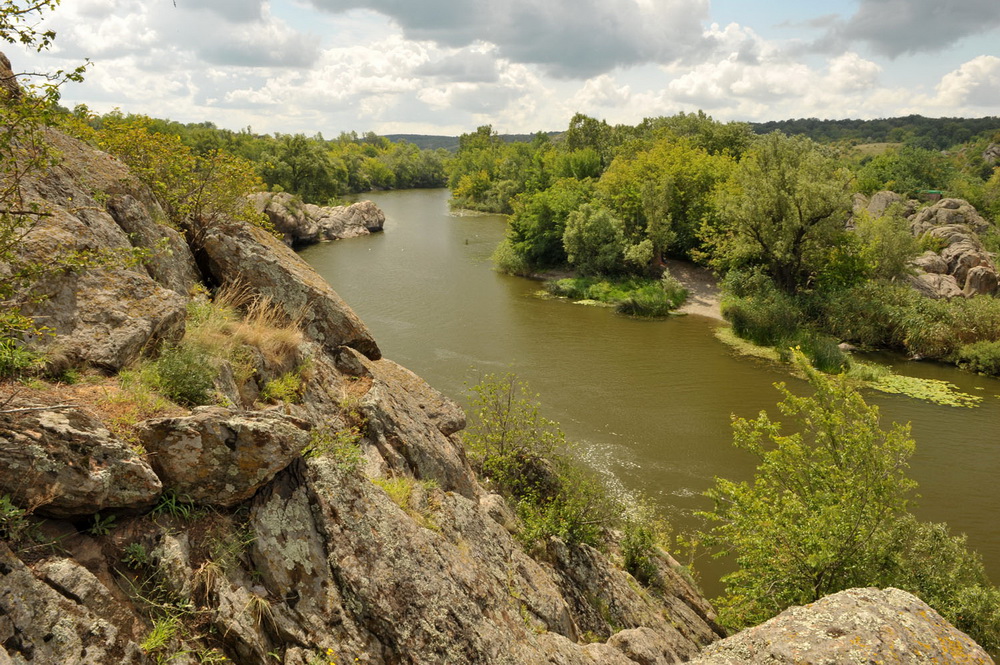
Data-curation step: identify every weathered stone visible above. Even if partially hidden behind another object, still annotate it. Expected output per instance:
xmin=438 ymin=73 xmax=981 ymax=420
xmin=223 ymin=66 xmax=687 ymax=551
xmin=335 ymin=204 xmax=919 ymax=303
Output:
xmin=908 ymin=272 xmax=964 ymax=299
xmin=688 ymin=587 xmax=993 ymax=664
xmin=0 ymin=543 xmax=146 ymax=665
xmin=138 ymin=407 xmax=310 ymax=507
xmin=249 ymin=192 xmax=385 ymax=247
xmin=910 ymin=198 xmax=992 ymax=236
xmin=0 ymin=403 xmax=161 ymax=518
xmin=866 ymin=190 xmax=907 ymax=218
xmin=983 ymin=143 xmax=1000 ymax=165
xmin=193 ymin=216 xmax=381 ymax=360
xmin=544 ymin=537 xmax=721 ymax=653
xmin=965 ymin=265 xmax=999 ymax=296
xmin=369 ymin=358 xmax=466 ymax=436
xmin=21 ymin=267 xmax=187 ymax=372
xmin=338 ymin=347 xmax=478 ymax=498
xmin=106 ymin=194 xmax=200 ymax=296
xmin=913 ymin=250 xmax=949 ymax=274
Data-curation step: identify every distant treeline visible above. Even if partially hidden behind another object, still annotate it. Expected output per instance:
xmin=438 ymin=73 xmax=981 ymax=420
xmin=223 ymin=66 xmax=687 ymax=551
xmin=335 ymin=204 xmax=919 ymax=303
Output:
xmin=386 ymin=115 xmax=1000 ymax=155
xmin=750 ymin=115 xmax=1000 ymax=151
xmin=70 ymin=108 xmax=451 ymax=204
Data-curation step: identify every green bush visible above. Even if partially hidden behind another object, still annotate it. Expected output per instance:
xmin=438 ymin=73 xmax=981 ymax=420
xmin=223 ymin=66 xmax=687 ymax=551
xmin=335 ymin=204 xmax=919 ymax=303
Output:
xmin=955 ymin=341 xmax=1000 ymax=376
xmin=150 ymin=345 xmax=216 ymax=406
xmin=465 ymin=374 xmax=616 ymax=548
xmin=260 ymin=370 xmax=303 ymax=404
xmin=621 ymin=522 xmax=659 ymax=586
xmin=722 ymin=290 xmax=802 ymax=347
xmin=796 ymin=333 xmax=848 ymax=374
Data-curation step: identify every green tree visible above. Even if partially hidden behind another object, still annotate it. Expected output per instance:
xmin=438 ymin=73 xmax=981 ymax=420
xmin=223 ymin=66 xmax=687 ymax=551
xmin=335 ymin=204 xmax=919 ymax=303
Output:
xmin=702 ymin=352 xmax=1000 ymax=653
xmin=706 ymin=133 xmax=852 ymax=293
xmin=562 ymin=203 xmax=628 ymax=275
xmin=503 ymin=177 xmax=594 ymax=270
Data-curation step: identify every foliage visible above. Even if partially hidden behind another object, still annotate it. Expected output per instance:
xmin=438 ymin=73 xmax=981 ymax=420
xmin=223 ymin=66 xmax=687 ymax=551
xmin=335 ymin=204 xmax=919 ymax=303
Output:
xmin=870 ymin=374 xmax=982 ymax=408
xmin=562 ymin=203 xmax=628 ymax=276
xmin=855 ymin=145 xmax=954 ymax=197
xmin=260 ymin=370 xmax=303 ymax=404
xmin=598 ymin=136 xmax=735 ymax=257
xmin=720 ymin=270 xmax=804 ymax=347
xmin=702 ymin=352 xmax=1000 ymax=652
xmin=465 ymin=373 xmax=617 ymax=548
xmin=151 ymin=489 xmax=197 ymax=521
xmin=302 ymin=425 xmax=363 ymax=472
xmin=0 ymin=493 xmax=29 ymax=541
xmin=148 ymin=344 xmax=216 ymax=407
xmin=502 ymin=177 xmax=595 ymax=271
xmin=65 ymin=111 xmax=267 ymax=231
xmin=545 ymin=275 xmax=686 ymax=317
xmin=955 ymin=340 xmax=1000 ymax=376
xmin=706 ymin=133 xmax=853 ymax=293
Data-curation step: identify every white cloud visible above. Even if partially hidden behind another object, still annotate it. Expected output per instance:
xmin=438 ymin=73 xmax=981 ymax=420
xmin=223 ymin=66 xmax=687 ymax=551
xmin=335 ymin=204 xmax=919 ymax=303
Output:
xmin=935 ymin=55 xmax=1000 ymax=108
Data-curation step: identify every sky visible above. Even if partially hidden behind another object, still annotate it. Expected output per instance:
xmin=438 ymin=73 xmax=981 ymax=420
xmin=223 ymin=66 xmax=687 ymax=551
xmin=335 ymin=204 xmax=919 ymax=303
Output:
xmin=9 ymin=0 xmax=1000 ymax=137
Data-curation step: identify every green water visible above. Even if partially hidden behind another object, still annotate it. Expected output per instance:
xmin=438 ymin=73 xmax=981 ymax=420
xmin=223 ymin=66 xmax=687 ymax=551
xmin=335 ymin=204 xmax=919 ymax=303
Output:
xmin=300 ymin=188 xmax=1000 ymax=596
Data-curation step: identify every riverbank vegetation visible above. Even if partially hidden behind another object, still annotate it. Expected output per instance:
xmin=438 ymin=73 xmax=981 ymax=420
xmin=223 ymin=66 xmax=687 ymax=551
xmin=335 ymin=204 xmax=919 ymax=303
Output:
xmin=702 ymin=352 xmax=1000 ymax=654
xmin=447 ymin=111 xmax=1000 ymax=372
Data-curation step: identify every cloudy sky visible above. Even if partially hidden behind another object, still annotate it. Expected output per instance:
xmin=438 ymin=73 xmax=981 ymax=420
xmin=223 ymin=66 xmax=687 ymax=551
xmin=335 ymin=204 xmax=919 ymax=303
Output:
xmin=11 ymin=0 xmax=1000 ymax=137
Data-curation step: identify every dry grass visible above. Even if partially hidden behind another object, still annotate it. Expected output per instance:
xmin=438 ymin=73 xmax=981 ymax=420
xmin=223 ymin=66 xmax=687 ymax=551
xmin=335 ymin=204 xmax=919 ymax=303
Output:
xmin=0 ymin=376 xmax=181 ymax=453
xmin=189 ymin=281 xmax=303 ymax=370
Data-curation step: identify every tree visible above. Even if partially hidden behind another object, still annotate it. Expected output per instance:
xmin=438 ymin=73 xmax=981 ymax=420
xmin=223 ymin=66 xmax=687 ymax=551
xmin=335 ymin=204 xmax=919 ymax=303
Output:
xmin=706 ymin=133 xmax=852 ymax=293
xmin=562 ymin=203 xmax=627 ymax=275
xmin=702 ymin=352 xmax=1000 ymax=653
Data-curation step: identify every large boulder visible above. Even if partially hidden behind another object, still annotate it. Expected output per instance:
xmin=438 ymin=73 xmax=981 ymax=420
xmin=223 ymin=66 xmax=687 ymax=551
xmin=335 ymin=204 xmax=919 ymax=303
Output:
xmin=249 ymin=192 xmax=385 ymax=247
xmin=9 ymin=129 xmax=195 ymax=371
xmin=20 ymin=268 xmax=187 ymax=372
xmin=910 ymin=198 xmax=992 ymax=236
xmin=0 ymin=401 xmax=161 ymax=518
xmin=192 ymin=216 xmax=381 ymax=360
xmin=334 ymin=347 xmax=477 ymax=498
xmin=0 ymin=543 xmax=147 ymax=665
xmin=688 ymin=587 xmax=993 ymax=664
xmin=138 ymin=406 xmax=310 ymax=507
xmin=984 ymin=143 xmax=1000 ymax=166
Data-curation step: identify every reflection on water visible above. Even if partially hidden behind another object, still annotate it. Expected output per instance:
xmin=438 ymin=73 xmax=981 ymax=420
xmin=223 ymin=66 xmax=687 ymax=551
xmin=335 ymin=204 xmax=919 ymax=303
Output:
xmin=301 ymin=188 xmax=1000 ymax=597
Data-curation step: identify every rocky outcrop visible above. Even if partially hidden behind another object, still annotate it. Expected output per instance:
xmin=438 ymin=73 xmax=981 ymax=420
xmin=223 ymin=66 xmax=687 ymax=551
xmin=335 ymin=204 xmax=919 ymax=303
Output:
xmin=249 ymin=192 xmax=385 ymax=247
xmin=901 ymin=198 xmax=999 ymax=298
xmin=910 ymin=198 xmax=992 ymax=236
xmin=984 ymin=143 xmax=1000 ymax=166
xmin=192 ymin=215 xmax=381 ymax=360
xmin=0 ymin=400 xmax=161 ymax=518
xmin=689 ymin=587 xmax=993 ymax=664
xmin=9 ymin=130 xmax=195 ymax=371
xmin=138 ymin=407 xmax=310 ymax=507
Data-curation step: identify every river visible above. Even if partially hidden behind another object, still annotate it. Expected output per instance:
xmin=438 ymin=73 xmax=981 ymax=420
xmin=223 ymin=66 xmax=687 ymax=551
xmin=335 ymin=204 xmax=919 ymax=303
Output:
xmin=300 ymin=188 xmax=1000 ymax=596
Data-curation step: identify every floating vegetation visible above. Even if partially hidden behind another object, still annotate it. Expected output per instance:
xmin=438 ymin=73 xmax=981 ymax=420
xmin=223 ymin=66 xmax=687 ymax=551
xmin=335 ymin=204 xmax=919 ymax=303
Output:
xmin=870 ymin=374 xmax=983 ymax=408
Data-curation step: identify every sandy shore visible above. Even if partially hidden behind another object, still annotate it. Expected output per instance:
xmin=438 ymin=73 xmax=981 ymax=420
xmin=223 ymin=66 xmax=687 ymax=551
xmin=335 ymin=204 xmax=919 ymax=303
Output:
xmin=667 ymin=260 xmax=724 ymax=321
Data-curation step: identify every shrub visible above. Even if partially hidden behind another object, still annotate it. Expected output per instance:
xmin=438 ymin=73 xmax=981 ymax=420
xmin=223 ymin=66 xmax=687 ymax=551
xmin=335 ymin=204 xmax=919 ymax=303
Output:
xmin=955 ymin=341 xmax=1000 ymax=376
xmin=722 ymin=290 xmax=802 ymax=347
xmin=150 ymin=345 xmax=216 ymax=406
xmin=796 ymin=333 xmax=848 ymax=374
xmin=260 ymin=371 xmax=303 ymax=404
xmin=465 ymin=373 xmax=617 ymax=548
